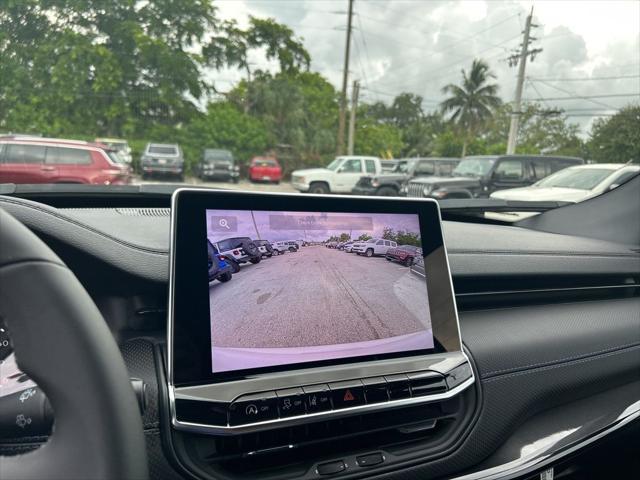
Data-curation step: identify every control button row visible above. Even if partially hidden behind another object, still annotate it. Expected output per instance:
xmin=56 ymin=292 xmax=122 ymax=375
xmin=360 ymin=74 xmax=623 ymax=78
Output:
xmin=228 ymin=369 xmax=452 ymax=426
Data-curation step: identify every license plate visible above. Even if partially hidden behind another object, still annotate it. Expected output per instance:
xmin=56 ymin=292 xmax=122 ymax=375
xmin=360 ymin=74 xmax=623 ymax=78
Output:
xmin=262 ymin=176 xmax=270 ymax=180
xmin=158 ymin=158 xmax=167 ymax=164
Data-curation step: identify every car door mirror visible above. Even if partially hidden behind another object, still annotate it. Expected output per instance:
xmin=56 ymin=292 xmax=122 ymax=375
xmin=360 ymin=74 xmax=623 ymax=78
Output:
xmin=337 ymin=166 xmax=345 ymax=173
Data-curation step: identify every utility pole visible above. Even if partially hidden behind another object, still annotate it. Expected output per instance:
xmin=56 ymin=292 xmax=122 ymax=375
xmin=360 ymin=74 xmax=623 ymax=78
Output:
xmin=337 ymin=0 xmax=354 ymax=155
xmin=347 ymin=80 xmax=360 ymax=155
xmin=506 ymin=7 xmax=542 ymax=154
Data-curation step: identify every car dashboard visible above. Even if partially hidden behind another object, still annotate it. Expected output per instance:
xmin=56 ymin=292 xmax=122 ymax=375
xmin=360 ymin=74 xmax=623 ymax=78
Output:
xmin=0 ymin=193 xmax=638 ymax=480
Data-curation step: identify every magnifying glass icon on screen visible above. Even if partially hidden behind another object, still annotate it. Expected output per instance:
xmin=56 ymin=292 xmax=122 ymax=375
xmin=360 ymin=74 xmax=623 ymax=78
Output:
xmin=219 ymin=218 xmax=230 ymax=229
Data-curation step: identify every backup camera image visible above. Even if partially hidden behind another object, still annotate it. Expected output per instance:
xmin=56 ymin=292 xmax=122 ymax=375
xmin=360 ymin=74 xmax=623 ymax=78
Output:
xmin=206 ymin=209 xmax=434 ymax=373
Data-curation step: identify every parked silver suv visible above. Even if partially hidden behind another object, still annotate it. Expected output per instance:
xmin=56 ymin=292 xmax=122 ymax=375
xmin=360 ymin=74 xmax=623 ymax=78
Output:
xmin=140 ymin=143 xmax=184 ymax=180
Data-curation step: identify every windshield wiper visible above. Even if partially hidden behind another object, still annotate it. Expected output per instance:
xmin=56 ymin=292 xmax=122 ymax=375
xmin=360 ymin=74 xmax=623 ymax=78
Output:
xmin=438 ymin=198 xmax=572 ymax=213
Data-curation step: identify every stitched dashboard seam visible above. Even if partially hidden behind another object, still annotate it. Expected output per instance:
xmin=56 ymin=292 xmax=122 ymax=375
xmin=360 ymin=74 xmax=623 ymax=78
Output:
xmin=482 ymin=340 xmax=640 ymax=378
xmin=482 ymin=344 xmax=640 ymax=383
xmin=0 ymin=197 xmax=169 ymax=256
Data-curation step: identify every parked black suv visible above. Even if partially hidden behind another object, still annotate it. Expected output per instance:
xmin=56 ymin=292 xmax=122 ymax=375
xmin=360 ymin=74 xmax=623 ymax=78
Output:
xmin=353 ymin=157 xmax=460 ymax=196
xmin=404 ymin=155 xmax=584 ymax=199
xmin=196 ymin=149 xmax=239 ymax=183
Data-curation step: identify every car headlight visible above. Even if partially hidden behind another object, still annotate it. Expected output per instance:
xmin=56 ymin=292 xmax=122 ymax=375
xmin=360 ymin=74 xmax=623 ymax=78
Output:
xmin=430 ymin=190 xmax=447 ymax=198
xmin=422 ymin=185 xmax=432 ymax=196
xmin=371 ymin=179 xmax=380 ymax=187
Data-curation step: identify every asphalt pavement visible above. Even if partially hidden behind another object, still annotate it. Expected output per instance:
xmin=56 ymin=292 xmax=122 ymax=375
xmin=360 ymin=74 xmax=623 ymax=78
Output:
xmin=209 ymin=246 xmax=432 ymax=348
xmin=135 ymin=175 xmax=297 ymax=193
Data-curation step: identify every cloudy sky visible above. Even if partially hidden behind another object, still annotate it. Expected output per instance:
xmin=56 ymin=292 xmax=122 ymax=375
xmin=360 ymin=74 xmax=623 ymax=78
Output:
xmin=206 ymin=209 xmax=421 ymax=242
xmin=212 ymin=0 xmax=639 ymax=135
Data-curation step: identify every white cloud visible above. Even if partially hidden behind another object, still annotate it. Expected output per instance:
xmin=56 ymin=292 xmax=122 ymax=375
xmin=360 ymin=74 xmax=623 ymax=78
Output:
xmin=213 ymin=0 xmax=640 ymax=132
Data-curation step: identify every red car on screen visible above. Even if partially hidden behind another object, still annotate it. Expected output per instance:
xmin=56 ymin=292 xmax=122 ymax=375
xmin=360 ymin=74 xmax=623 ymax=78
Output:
xmin=0 ymin=136 xmax=132 ymax=185
xmin=248 ymin=156 xmax=282 ymax=184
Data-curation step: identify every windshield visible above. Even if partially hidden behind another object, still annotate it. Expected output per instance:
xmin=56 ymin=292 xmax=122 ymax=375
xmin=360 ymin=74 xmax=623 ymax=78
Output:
xmin=453 ymin=158 xmax=496 ymax=177
xmin=326 ymin=158 xmax=342 ymax=171
xmin=148 ymin=146 xmax=177 ymax=155
xmin=0 ymin=1 xmax=637 ymax=218
xmin=106 ymin=151 xmax=127 ymax=165
xmin=392 ymin=161 xmax=410 ymax=174
xmin=536 ymin=168 xmax=616 ymax=190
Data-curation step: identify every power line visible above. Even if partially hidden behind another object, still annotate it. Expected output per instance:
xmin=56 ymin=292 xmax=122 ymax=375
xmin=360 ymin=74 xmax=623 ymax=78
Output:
xmin=525 ymin=93 xmax=640 ymax=101
xmin=529 ymin=74 xmax=640 ymax=82
xmin=528 ymin=78 xmax=619 ymax=109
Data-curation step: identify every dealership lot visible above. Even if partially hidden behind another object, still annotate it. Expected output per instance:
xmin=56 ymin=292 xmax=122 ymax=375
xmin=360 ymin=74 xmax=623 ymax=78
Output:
xmin=209 ymin=246 xmax=431 ymax=348
xmin=135 ymin=175 xmax=297 ymax=193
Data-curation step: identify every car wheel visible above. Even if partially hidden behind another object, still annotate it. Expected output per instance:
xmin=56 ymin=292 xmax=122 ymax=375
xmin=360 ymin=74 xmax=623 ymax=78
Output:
xmin=288 ymin=247 xmax=295 ymax=252
xmin=141 ymin=172 xmax=149 ymax=180
xmin=386 ymin=257 xmax=392 ymax=261
xmin=231 ymin=177 xmax=239 ymax=184
xmin=219 ymin=272 xmax=232 ymax=282
xmin=226 ymin=257 xmax=241 ymax=273
xmin=309 ymin=182 xmax=330 ymax=194
xmin=377 ymin=186 xmax=397 ymax=196
xmin=404 ymin=257 xmax=414 ymax=266
xmin=365 ymin=248 xmax=374 ymax=257
xmin=249 ymin=256 xmax=261 ymax=264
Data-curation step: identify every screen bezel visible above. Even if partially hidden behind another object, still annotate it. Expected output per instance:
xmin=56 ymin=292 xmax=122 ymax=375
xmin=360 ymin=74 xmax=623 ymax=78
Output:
xmin=169 ymin=189 xmax=462 ymax=387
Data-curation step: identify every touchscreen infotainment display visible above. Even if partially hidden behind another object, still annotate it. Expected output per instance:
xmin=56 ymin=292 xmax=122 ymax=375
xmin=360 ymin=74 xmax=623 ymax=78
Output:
xmin=205 ymin=209 xmax=434 ymax=374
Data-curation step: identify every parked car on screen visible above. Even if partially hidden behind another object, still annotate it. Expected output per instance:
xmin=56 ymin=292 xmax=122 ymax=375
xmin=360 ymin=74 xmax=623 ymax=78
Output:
xmin=325 ymin=241 xmax=338 ymax=248
xmin=95 ymin=138 xmax=132 ymax=164
xmin=254 ymin=239 xmax=275 ymax=257
xmin=285 ymin=241 xmax=299 ymax=251
xmin=353 ymin=157 xmax=460 ymax=197
xmin=386 ymin=245 xmax=422 ymax=266
xmin=344 ymin=242 xmax=355 ymax=253
xmin=351 ymin=238 xmax=398 ymax=257
xmin=211 ymin=236 xmax=261 ymax=272
xmin=140 ymin=143 xmax=184 ymax=180
xmin=0 ymin=136 xmax=132 ymax=185
xmin=269 ymin=241 xmax=288 ymax=254
xmin=207 ymin=240 xmax=232 ymax=283
xmin=403 ymin=155 xmax=584 ymax=199
xmin=491 ymin=164 xmax=640 ymax=203
xmin=196 ymin=149 xmax=239 ymax=183
xmin=248 ymin=156 xmax=282 ymax=183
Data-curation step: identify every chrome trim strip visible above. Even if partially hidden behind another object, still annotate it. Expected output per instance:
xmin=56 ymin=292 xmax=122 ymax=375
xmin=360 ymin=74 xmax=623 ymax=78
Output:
xmin=456 ymin=283 xmax=640 ymax=298
xmin=166 ymin=189 xmax=470 ymax=433
xmin=170 ymin=376 xmax=474 ymax=435
xmin=452 ymin=402 xmax=640 ymax=480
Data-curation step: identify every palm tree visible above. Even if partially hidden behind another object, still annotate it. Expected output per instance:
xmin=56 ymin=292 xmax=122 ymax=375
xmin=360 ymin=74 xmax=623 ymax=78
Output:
xmin=440 ymin=59 xmax=502 ymax=156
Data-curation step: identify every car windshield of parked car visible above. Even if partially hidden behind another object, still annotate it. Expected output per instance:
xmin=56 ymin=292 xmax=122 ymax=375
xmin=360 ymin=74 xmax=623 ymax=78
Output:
xmin=536 ymin=167 xmax=616 ymax=190
xmin=106 ymin=151 xmax=127 ymax=165
xmin=148 ymin=146 xmax=177 ymax=155
xmin=0 ymin=1 xmax=637 ymax=213
xmin=452 ymin=158 xmax=496 ymax=177
xmin=325 ymin=158 xmax=342 ymax=171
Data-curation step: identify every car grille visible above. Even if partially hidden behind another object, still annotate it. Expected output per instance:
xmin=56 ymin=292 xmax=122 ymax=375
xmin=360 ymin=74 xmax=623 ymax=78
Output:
xmin=407 ymin=183 xmax=425 ymax=198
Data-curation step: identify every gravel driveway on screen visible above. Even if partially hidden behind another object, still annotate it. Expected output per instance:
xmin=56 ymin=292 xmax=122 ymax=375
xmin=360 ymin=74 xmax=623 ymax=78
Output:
xmin=209 ymin=246 xmax=431 ymax=348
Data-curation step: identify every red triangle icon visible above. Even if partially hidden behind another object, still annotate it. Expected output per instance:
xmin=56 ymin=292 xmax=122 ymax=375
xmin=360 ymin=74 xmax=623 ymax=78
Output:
xmin=343 ymin=389 xmax=355 ymax=401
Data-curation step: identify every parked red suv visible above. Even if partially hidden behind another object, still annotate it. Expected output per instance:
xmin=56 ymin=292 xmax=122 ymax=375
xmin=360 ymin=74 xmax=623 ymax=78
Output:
xmin=248 ymin=156 xmax=282 ymax=184
xmin=0 ymin=136 xmax=132 ymax=185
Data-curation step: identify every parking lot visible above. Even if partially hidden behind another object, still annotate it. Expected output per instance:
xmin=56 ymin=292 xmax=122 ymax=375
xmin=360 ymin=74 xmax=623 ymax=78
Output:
xmin=209 ymin=246 xmax=431 ymax=348
xmin=134 ymin=175 xmax=297 ymax=193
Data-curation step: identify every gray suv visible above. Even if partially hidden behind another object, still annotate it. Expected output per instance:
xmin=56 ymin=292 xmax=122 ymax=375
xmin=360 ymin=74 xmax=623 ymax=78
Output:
xmin=140 ymin=143 xmax=184 ymax=180
xmin=404 ymin=155 xmax=584 ymax=199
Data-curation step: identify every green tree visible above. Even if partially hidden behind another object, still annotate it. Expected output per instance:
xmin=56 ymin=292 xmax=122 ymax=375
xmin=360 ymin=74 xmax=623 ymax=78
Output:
xmin=382 ymin=227 xmax=395 ymax=241
xmin=357 ymin=233 xmax=372 ymax=241
xmin=440 ymin=59 xmax=502 ymax=156
xmin=484 ymin=103 xmax=584 ymax=157
xmin=395 ymin=230 xmax=421 ymax=247
xmin=180 ymin=102 xmax=269 ymax=172
xmin=338 ymin=233 xmax=351 ymax=242
xmin=354 ymin=119 xmax=403 ymax=158
xmin=587 ymin=105 xmax=640 ymax=163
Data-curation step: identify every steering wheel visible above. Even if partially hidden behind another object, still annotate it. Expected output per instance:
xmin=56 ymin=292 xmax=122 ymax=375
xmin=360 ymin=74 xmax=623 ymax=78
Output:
xmin=0 ymin=209 xmax=148 ymax=479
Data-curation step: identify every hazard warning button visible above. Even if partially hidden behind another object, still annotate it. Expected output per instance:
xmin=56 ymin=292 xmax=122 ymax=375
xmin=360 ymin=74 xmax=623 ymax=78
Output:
xmin=329 ymin=381 xmax=365 ymax=409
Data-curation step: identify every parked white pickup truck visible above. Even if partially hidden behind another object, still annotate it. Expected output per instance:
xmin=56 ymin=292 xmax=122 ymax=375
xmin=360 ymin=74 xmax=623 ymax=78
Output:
xmin=291 ymin=156 xmax=383 ymax=194
xmin=351 ymin=238 xmax=398 ymax=257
